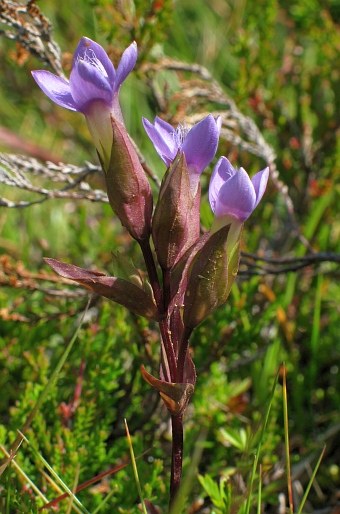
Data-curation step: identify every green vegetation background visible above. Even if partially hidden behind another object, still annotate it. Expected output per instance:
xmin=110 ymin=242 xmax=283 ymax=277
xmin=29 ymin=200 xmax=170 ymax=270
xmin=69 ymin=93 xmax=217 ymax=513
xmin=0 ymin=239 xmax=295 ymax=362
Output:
xmin=0 ymin=0 xmax=340 ymax=512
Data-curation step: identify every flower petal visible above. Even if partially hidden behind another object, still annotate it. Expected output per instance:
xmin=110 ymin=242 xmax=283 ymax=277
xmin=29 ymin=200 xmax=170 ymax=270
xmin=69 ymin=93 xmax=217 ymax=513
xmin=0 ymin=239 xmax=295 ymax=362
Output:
xmin=214 ymin=168 xmax=257 ymax=222
xmin=115 ymin=41 xmax=138 ymax=90
xmin=73 ymin=37 xmax=115 ymax=87
xmin=31 ymin=71 xmax=78 ymax=111
xmin=181 ymin=114 xmax=219 ymax=174
xmin=209 ymin=157 xmax=236 ymax=212
xmin=153 ymin=116 xmax=174 ymax=134
xmin=215 ymin=115 xmax=222 ymax=134
xmin=154 ymin=117 xmax=178 ymax=153
xmin=142 ymin=117 xmax=177 ymax=166
xmin=251 ymin=166 xmax=269 ymax=208
xmin=70 ymin=60 xmax=113 ymax=112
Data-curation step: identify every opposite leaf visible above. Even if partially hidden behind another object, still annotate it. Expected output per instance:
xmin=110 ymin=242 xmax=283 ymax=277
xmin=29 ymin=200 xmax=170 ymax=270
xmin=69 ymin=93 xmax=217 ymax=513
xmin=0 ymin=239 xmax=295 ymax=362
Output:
xmin=45 ymin=258 xmax=160 ymax=321
xmin=140 ymin=365 xmax=194 ymax=416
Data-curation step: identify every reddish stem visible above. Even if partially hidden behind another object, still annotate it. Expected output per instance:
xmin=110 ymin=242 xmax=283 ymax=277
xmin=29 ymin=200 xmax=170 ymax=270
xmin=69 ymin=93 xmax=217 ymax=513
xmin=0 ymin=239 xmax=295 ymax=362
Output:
xmin=176 ymin=326 xmax=192 ymax=383
xmin=139 ymin=240 xmax=187 ymax=508
xmin=159 ymin=318 xmax=177 ymax=382
xmin=162 ymin=268 xmax=171 ymax=311
xmin=169 ymin=413 xmax=184 ymax=509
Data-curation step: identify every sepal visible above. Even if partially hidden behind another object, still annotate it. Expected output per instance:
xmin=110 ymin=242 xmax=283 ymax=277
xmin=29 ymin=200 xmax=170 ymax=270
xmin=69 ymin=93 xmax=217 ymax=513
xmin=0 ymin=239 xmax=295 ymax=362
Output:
xmin=45 ymin=258 xmax=160 ymax=321
xmin=169 ymin=232 xmax=210 ymax=314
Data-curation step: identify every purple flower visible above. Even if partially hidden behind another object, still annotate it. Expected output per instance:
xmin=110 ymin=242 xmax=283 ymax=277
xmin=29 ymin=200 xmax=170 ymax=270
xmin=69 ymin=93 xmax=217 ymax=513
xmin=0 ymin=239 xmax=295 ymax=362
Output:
xmin=32 ymin=37 xmax=137 ymax=167
xmin=209 ymin=157 xmax=269 ymax=247
xmin=142 ymin=114 xmax=221 ymax=192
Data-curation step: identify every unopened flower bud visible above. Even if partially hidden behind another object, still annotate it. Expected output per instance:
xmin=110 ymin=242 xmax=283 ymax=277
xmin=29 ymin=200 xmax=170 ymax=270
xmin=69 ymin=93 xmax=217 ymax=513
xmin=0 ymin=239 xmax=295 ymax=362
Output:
xmin=183 ymin=224 xmax=241 ymax=330
xmin=104 ymin=117 xmax=153 ymax=242
xmin=152 ymin=153 xmax=200 ymax=270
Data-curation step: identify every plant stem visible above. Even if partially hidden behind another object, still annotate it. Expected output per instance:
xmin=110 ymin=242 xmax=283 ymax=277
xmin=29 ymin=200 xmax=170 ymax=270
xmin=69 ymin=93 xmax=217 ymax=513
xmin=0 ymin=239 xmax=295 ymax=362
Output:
xmin=139 ymin=239 xmax=163 ymax=312
xmin=176 ymin=326 xmax=192 ymax=383
xmin=163 ymin=268 xmax=171 ymax=310
xmin=140 ymin=242 xmax=187 ymax=508
xmin=169 ymin=327 xmax=193 ymax=506
xmin=159 ymin=318 xmax=177 ymax=382
xmin=169 ymin=413 xmax=184 ymax=509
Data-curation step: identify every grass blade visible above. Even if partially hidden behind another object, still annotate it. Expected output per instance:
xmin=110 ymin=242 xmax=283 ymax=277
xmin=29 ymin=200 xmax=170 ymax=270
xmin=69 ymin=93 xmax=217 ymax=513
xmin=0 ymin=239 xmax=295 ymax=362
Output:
xmin=296 ymin=446 xmax=326 ymax=514
xmin=283 ymin=364 xmax=293 ymax=514
xmin=257 ymin=465 xmax=262 ymax=514
xmin=92 ymin=489 xmax=117 ymax=514
xmin=65 ymin=463 xmax=81 ymax=514
xmin=124 ymin=418 xmax=148 ymax=514
xmin=244 ymin=366 xmax=280 ymax=514
xmin=19 ymin=432 xmax=90 ymax=514
xmin=0 ymin=444 xmax=49 ymax=505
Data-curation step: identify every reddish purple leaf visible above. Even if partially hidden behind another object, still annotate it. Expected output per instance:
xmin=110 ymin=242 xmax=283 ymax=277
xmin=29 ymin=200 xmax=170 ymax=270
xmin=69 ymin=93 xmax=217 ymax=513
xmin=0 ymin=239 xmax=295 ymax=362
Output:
xmin=45 ymin=258 xmax=160 ymax=321
xmin=140 ymin=365 xmax=194 ymax=416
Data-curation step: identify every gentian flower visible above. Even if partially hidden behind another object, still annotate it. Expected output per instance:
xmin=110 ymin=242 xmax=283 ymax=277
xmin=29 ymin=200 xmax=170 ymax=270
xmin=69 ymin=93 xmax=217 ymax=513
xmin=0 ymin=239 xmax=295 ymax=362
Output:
xmin=33 ymin=37 xmax=153 ymax=242
xmin=181 ymin=158 xmax=268 ymax=329
xmin=32 ymin=37 xmax=137 ymax=168
xmin=209 ymin=156 xmax=269 ymax=250
xmin=142 ymin=114 xmax=221 ymax=193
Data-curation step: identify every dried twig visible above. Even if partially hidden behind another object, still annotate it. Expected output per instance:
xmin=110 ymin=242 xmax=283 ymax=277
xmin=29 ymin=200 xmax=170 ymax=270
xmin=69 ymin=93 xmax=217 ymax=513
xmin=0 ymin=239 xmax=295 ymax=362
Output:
xmin=239 ymin=251 xmax=340 ymax=276
xmin=0 ymin=154 xmax=108 ymax=208
xmin=0 ymin=254 xmax=90 ymax=322
xmin=0 ymin=149 xmax=161 ymax=207
xmin=0 ymin=0 xmax=63 ymax=75
xmin=0 ymin=254 xmax=87 ymax=296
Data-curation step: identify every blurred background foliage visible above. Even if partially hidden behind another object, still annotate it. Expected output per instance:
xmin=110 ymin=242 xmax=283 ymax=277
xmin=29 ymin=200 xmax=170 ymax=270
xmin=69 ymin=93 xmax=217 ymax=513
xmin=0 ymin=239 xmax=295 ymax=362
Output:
xmin=0 ymin=0 xmax=340 ymax=512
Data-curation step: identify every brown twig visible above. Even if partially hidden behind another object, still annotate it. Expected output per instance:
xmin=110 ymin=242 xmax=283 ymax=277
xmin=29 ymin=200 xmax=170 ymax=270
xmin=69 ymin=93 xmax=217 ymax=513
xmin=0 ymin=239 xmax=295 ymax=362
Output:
xmin=0 ymin=153 xmax=107 ymax=208
xmin=239 ymin=251 xmax=340 ymax=276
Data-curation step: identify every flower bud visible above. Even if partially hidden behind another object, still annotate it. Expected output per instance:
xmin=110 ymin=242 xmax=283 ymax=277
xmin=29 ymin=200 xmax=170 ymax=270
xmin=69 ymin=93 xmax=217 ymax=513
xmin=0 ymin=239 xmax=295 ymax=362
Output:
xmin=104 ymin=117 xmax=153 ymax=242
xmin=183 ymin=224 xmax=241 ymax=331
xmin=152 ymin=153 xmax=201 ymax=270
